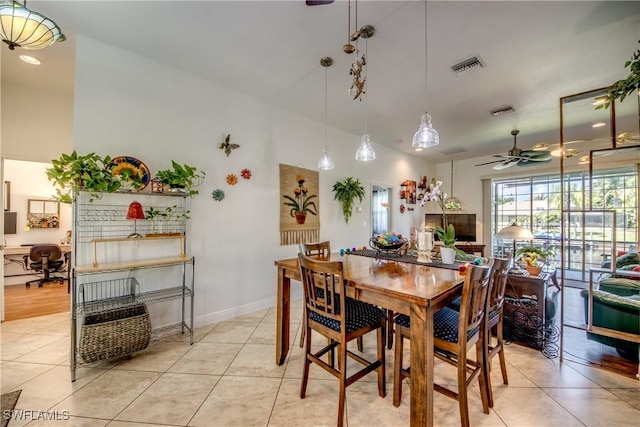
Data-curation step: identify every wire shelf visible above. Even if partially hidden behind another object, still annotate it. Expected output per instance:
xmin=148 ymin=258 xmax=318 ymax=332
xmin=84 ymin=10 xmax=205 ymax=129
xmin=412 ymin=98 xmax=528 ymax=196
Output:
xmin=77 ymin=284 xmax=192 ymax=315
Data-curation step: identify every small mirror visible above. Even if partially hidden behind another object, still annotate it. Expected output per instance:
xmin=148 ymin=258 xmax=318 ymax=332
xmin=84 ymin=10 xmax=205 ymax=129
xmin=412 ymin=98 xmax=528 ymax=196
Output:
xmin=371 ymin=184 xmax=392 ymax=237
xmin=27 ymin=198 xmax=60 ymax=229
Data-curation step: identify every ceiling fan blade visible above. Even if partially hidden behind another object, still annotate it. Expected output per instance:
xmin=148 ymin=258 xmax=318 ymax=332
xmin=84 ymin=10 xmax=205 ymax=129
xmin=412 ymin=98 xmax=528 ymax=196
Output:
xmin=519 ymin=150 xmax=552 ymax=161
xmin=475 ymin=159 xmax=506 ymax=166
xmin=306 ymin=0 xmax=334 ymax=5
xmin=493 ymin=159 xmax=519 ymax=170
xmin=517 ymin=157 xmax=552 ymax=167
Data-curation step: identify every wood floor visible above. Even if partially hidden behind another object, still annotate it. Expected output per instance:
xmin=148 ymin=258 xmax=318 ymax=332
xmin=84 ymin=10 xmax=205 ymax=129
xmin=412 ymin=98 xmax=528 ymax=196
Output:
xmin=3 ymin=280 xmax=70 ymax=321
xmin=1 ymin=279 xmax=636 ymax=379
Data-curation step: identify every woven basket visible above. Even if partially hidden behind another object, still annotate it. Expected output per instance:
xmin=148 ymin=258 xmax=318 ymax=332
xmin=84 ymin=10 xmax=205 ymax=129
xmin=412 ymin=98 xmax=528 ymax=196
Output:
xmin=79 ymin=303 xmax=151 ymax=363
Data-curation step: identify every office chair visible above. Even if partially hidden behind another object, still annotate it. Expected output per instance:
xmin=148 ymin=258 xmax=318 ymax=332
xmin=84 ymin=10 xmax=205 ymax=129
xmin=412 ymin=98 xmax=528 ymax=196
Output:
xmin=23 ymin=244 xmax=69 ymax=288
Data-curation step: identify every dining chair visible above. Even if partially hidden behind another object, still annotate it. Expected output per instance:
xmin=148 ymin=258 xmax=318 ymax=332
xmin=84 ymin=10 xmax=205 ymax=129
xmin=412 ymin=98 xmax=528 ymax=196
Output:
xmin=298 ymin=241 xmax=331 ymax=348
xmin=298 ymin=253 xmax=386 ymax=427
xmin=393 ymin=264 xmax=492 ymax=427
xmin=482 ymin=257 xmax=511 ymax=407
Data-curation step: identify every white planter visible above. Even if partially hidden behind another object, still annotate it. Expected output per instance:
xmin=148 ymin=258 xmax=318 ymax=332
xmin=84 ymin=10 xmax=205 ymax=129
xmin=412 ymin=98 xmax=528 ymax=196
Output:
xmin=440 ymin=247 xmax=456 ymax=264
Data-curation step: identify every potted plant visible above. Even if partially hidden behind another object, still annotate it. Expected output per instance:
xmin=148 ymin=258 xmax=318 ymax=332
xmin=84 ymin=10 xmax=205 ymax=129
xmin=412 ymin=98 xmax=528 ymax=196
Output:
xmin=46 ymin=151 xmax=121 ymax=203
xmin=332 ymin=177 xmax=366 ymax=224
xmin=145 ymin=205 xmax=190 ymax=236
xmin=155 ymin=160 xmax=205 ymax=198
xmin=515 ymin=246 xmax=554 ymax=275
xmin=435 ymin=224 xmax=457 ymax=264
xmin=282 ymin=174 xmax=318 ymax=225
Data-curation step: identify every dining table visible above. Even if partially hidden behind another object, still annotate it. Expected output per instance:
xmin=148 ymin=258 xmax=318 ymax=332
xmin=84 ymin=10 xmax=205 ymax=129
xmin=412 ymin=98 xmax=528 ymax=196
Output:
xmin=274 ymin=252 xmax=464 ymax=427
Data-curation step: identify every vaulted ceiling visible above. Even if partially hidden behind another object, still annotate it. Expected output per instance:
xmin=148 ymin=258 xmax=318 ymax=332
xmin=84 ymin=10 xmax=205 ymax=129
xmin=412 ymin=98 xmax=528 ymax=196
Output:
xmin=3 ymin=1 xmax=639 ymax=164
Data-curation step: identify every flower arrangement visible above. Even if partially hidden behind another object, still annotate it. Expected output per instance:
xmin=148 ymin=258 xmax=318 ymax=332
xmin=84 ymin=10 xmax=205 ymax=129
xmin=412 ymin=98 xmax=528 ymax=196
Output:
xmin=282 ymin=174 xmax=318 ymax=224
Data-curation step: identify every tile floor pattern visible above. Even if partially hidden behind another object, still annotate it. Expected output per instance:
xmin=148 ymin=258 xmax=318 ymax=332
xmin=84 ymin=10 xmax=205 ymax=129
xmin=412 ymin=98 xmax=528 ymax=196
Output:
xmin=1 ymin=300 xmax=639 ymax=427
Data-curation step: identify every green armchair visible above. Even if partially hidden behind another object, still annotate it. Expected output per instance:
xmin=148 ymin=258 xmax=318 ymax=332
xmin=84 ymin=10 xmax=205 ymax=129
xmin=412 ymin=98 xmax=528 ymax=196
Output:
xmin=580 ymin=277 xmax=640 ymax=361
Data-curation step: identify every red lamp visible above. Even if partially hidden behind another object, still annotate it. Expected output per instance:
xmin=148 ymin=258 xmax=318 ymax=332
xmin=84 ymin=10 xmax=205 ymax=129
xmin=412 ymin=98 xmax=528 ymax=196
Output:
xmin=126 ymin=201 xmax=145 ymax=238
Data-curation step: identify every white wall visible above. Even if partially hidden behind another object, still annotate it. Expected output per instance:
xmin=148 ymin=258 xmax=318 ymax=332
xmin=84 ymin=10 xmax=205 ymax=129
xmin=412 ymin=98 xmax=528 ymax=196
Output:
xmin=73 ymin=36 xmax=435 ymax=327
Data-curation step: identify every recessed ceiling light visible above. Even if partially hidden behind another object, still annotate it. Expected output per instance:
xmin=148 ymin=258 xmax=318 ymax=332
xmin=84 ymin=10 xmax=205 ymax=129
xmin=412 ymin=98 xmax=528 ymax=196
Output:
xmin=591 ymin=97 xmax=607 ymax=106
xmin=550 ymin=148 xmax=563 ymax=157
xmin=532 ymin=142 xmax=549 ymax=151
xmin=19 ymin=55 xmax=40 ymax=65
xmin=592 ymin=122 xmax=606 ymax=128
xmin=414 ymin=147 xmax=424 ymax=152
xmin=578 ymin=155 xmax=590 ymax=165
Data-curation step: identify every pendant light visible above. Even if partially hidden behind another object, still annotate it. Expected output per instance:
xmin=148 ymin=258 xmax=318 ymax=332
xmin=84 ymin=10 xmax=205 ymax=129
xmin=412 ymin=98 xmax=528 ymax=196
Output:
xmin=412 ymin=0 xmax=439 ymax=151
xmin=0 ymin=1 xmax=65 ymax=50
xmin=444 ymin=159 xmax=462 ymax=211
xmin=355 ymin=37 xmax=375 ymax=162
xmin=317 ymin=57 xmax=335 ymax=170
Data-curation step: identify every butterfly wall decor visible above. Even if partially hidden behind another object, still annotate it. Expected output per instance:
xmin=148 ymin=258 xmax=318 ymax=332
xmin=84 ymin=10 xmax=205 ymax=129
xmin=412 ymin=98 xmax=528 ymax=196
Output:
xmin=219 ymin=134 xmax=240 ymax=157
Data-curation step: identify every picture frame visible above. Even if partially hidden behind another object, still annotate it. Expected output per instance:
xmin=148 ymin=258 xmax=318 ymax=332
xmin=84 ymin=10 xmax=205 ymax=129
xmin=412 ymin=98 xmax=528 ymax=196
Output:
xmin=3 ymin=181 xmax=9 ymax=211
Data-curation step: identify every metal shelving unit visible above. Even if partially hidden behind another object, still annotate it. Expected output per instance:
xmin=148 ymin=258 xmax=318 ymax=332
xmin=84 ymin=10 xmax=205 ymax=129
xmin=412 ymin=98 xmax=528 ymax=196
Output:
xmin=70 ymin=191 xmax=194 ymax=381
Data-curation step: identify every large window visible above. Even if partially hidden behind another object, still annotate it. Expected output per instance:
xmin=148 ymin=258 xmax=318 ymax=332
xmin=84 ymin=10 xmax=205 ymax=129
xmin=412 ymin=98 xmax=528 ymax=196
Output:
xmin=493 ymin=166 xmax=638 ymax=277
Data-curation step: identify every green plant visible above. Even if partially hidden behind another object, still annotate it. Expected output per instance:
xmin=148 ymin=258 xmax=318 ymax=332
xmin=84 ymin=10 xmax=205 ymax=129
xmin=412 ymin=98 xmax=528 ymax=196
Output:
xmin=145 ymin=204 xmax=190 ymax=233
xmin=282 ymin=174 xmax=318 ymax=223
xmin=155 ymin=160 xmax=205 ymax=198
xmin=46 ymin=151 xmax=121 ymax=203
xmin=435 ymin=224 xmax=456 ymax=248
xmin=596 ymin=40 xmax=640 ymax=110
xmin=515 ymin=246 xmax=554 ymax=266
xmin=332 ymin=177 xmax=366 ymax=224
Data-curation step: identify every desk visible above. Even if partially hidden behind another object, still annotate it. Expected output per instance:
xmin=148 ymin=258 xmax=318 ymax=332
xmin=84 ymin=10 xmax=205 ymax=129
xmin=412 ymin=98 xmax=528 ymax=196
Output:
xmin=275 ymin=254 xmax=463 ymax=427
xmin=4 ymin=244 xmax=71 ymax=256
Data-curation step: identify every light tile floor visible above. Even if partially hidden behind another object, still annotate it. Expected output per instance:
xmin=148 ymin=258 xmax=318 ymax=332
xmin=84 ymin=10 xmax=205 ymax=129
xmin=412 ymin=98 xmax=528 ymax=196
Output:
xmin=1 ymin=300 xmax=639 ymax=427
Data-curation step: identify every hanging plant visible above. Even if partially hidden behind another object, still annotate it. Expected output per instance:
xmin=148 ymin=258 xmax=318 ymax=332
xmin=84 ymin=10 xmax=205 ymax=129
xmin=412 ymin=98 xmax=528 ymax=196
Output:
xmin=596 ymin=40 xmax=640 ymax=109
xmin=332 ymin=177 xmax=366 ymax=224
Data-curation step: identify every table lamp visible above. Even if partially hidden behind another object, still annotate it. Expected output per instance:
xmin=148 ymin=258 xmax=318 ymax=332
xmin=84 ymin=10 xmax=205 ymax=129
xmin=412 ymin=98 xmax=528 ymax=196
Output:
xmin=126 ymin=201 xmax=145 ymax=238
xmin=496 ymin=222 xmax=533 ymax=257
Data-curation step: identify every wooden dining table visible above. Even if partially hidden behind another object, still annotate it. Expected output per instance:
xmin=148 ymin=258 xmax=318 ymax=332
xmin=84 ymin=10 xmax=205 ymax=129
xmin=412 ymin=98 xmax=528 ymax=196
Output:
xmin=274 ymin=253 xmax=464 ymax=427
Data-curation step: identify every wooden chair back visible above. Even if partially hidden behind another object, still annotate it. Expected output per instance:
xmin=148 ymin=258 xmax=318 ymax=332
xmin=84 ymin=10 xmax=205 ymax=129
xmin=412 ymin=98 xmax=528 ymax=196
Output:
xmin=298 ymin=253 xmax=345 ymax=326
xmin=300 ymin=241 xmax=331 ymax=259
xmin=487 ymin=258 xmax=511 ymax=317
xmin=459 ymin=264 xmax=492 ymax=340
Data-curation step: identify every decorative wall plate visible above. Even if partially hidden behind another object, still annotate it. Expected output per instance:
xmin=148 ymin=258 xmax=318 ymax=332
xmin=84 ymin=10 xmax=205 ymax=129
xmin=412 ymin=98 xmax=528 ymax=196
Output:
xmin=108 ymin=156 xmax=150 ymax=190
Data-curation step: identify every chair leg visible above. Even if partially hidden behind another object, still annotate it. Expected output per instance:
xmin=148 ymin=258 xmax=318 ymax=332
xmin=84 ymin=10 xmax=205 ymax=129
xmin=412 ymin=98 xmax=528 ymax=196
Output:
xmin=337 ymin=343 xmax=347 ymax=427
xmin=497 ymin=321 xmax=509 ymax=385
xmin=386 ymin=310 xmax=394 ymax=350
xmin=476 ymin=342 xmax=490 ymax=415
xmin=299 ymin=314 xmax=306 ymax=348
xmin=457 ymin=352 xmax=471 ymax=427
xmin=484 ymin=330 xmax=495 ymax=408
xmin=300 ymin=325 xmax=312 ymax=399
xmin=376 ymin=324 xmax=386 ymax=398
xmin=392 ymin=324 xmax=405 ymax=407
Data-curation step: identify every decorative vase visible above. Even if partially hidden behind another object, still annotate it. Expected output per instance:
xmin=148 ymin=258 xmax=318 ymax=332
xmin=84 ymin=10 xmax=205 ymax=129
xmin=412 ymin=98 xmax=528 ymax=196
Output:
xmin=294 ymin=211 xmax=307 ymax=225
xmin=440 ymin=247 xmax=456 ymax=264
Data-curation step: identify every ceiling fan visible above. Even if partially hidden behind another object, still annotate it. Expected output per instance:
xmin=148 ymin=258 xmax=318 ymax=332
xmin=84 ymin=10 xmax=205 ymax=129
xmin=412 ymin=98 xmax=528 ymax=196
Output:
xmin=475 ymin=130 xmax=552 ymax=170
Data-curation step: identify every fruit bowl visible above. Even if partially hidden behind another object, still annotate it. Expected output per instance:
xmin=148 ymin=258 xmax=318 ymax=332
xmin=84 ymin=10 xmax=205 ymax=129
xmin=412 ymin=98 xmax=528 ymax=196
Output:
xmin=369 ymin=237 xmax=407 ymax=257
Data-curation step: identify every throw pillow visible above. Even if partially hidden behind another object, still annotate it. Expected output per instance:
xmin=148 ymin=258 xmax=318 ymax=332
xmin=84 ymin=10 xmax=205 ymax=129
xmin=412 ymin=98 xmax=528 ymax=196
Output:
xmin=616 ymin=252 xmax=640 ymax=268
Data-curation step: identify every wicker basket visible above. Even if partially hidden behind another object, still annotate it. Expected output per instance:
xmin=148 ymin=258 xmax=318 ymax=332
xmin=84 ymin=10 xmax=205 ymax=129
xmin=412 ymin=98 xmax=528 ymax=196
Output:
xmin=79 ymin=303 xmax=151 ymax=363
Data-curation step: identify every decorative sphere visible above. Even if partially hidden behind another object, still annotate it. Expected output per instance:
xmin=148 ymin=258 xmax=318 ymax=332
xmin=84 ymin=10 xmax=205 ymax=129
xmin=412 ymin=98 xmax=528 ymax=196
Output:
xmin=473 ymin=258 xmax=483 ymax=265
xmin=343 ymin=44 xmax=356 ymax=54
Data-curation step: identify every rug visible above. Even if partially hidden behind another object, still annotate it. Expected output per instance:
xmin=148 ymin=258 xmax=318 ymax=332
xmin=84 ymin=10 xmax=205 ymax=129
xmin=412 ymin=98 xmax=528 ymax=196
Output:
xmin=1 ymin=390 xmax=21 ymax=427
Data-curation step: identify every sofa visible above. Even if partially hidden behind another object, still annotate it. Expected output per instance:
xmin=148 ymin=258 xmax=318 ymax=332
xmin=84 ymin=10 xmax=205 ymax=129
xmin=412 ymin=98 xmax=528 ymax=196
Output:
xmin=580 ymin=274 xmax=640 ymax=362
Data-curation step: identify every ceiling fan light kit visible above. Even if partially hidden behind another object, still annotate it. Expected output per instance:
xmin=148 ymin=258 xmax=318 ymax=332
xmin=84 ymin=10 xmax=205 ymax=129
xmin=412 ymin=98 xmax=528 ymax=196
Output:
xmin=412 ymin=0 xmax=439 ymax=151
xmin=0 ymin=0 xmax=65 ymax=50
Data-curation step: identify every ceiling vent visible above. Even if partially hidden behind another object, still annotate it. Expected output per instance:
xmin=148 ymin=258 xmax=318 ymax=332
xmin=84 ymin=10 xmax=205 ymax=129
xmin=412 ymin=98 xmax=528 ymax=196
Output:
xmin=440 ymin=147 xmax=467 ymax=155
xmin=490 ymin=105 xmax=516 ymax=117
xmin=450 ymin=55 xmax=485 ymax=75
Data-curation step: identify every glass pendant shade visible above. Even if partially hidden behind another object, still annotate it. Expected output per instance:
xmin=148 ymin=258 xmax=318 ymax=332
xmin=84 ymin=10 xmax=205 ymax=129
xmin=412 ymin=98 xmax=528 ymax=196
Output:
xmin=412 ymin=112 xmax=439 ymax=150
xmin=0 ymin=2 xmax=65 ymax=50
xmin=317 ymin=147 xmax=334 ymax=170
xmin=355 ymin=133 xmax=376 ymax=161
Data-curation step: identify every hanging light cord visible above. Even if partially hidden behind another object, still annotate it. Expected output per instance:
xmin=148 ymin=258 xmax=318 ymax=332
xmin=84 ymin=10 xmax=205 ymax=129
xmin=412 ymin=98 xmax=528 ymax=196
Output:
xmin=450 ymin=159 xmax=454 ymax=195
xmin=423 ymin=0 xmax=428 ymax=113
xmin=347 ymin=0 xmax=351 ymax=44
xmin=324 ymin=65 xmax=328 ymax=150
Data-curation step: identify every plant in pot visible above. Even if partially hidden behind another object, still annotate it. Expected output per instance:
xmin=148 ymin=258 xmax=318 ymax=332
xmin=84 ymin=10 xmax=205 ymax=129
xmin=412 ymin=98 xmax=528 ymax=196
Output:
xmin=515 ymin=246 xmax=554 ymax=275
xmin=282 ymin=174 xmax=318 ymax=225
xmin=435 ymin=224 xmax=463 ymax=264
xmin=332 ymin=177 xmax=366 ymax=224
xmin=155 ymin=161 xmax=205 ymax=198
xmin=46 ymin=151 xmax=121 ymax=203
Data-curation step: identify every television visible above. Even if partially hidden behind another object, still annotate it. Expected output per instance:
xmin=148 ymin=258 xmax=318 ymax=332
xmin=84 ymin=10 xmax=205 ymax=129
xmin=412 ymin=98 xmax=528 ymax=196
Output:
xmin=4 ymin=211 xmax=17 ymax=235
xmin=425 ymin=213 xmax=477 ymax=242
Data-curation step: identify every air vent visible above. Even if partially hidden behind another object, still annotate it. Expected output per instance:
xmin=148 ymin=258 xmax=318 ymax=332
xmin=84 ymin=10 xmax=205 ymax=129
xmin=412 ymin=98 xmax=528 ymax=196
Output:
xmin=490 ymin=105 xmax=515 ymax=117
xmin=440 ymin=147 xmax=467 ymax=155
xmin=450 ymin=56 xmax=485 ymax=75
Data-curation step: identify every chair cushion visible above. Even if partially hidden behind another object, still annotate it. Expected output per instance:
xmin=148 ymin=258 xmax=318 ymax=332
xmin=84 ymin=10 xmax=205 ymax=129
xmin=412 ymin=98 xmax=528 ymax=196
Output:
xmin=309 ymin=298 xmax=385 ymax=333
xmin=615 ymin=252 xmax=640 ymax=268
xmin=447 ymin=296 xmax=461 ymax=311
xmin=395 ymin=307 xmax=479 ymax=343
